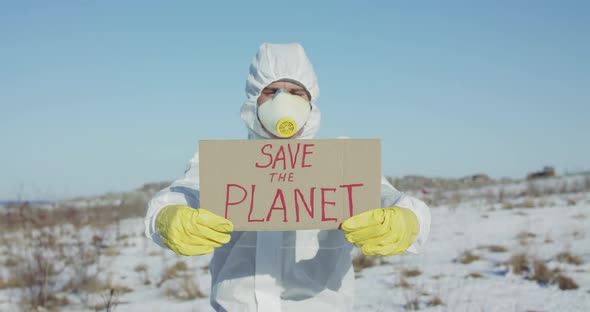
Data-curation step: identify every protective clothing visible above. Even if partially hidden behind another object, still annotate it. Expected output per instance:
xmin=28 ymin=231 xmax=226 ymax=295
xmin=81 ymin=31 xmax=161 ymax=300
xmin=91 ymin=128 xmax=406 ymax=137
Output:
xmin=257 ymin=89 xmax=312 ymax=138
xmin=155 ymin=205 xmax=234 ymax=256
xmin=144 ymin=42 xmax=431 ymax=311
xmin=341 ymin=207 xmax=419 ymax=256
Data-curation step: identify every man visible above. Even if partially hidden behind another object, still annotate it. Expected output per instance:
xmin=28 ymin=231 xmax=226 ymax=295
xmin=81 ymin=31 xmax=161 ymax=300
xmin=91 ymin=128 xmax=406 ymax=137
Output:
xmin=144 ymin=43 xmax=431 ymax=311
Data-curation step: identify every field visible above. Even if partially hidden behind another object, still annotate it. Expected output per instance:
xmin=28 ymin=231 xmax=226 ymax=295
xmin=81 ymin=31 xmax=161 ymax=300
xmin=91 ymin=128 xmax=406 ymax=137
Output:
xmin=1 ymin=174 xmax=589 ymax=311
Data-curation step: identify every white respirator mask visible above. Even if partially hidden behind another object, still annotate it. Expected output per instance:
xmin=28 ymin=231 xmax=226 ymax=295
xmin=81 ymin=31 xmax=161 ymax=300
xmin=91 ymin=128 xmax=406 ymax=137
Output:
xmin=257 ymin=89 xmax=311 ymax=138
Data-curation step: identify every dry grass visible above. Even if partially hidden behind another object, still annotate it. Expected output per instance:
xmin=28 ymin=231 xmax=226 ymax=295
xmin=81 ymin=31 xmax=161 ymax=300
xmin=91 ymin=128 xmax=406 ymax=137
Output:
xmin=403 ymin=298 xmax=420 ymax=311
xmin=1 ymin=203 xmax=117 ymax=310
xmin=517 ymin=231 xmax=536 ymax=245
xmin=466 ymin=272 xmax=484 ymax=279
xmin=398 ymin=276 xmax=413 ymax=289
xmin=506 ymin=251 xmax=581 ymax=291
xmin=0 ymin=275 xmax=24 ymax=289
xmin=401 ymin=268 xmax=422 ymax=278
xmin=134 ymin=264 xmax=151 ymax=286
xmin=508 ymin=253 xmax=529 ymax=275
xmin=573 ymin=213 xmax=586 ymax=220
xmin=502 ymin=202 xmax=514 ymax=210
xmin=165 ymin=275 xmax=206 ymax=301
xmin=352 ymin=254 xmax=378 ymax=273
xmin=430 ymin=274 xmax=445 ymax=280
xmin=544 ymin=235 xmax=554 ymax=244
xmin=556 ymin=251 xmax=583 ymax=265
xmin=401 ymin=283 xmax=425 ymax=311
xmin=478 ymin=245 xmax=508 ymax=253
xmin=532 ymin=261 xmax=553 ymax=284
xmin=93 ymin=289 xmax=122 ymax=312
xmin=521 ymin=199 xmax=536 ymax=208
xmin=103 ymin=246 xmax=121 ymax=257
xmin=158 ymin=260 xmax=190 ymax=287
xmin=455 ymin=250 xmax=481 ymax=264
xmin=134 ymin=264 xmax=149 ymax=273
xmin=427 ymin=295 xmax=444 ymax=307
xmin=556 ymin=275 xmax=579 ymax=290
xmin=3 ymin=256 xmax=19 ymax=267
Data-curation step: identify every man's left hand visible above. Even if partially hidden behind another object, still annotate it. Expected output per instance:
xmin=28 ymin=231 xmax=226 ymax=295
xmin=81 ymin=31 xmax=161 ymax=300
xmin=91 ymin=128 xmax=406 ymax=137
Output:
xmin=341 ymin=207 xmax=419 ymax=256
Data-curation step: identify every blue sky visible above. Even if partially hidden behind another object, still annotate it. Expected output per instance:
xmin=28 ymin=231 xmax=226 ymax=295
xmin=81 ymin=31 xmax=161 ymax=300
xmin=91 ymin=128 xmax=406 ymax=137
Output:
xmin=1 ymin=1 xmax=588 ymax=200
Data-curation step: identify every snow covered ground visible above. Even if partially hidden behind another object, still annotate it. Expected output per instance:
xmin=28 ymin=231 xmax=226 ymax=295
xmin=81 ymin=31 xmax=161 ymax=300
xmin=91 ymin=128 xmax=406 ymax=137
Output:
xmin=1 ymin=175 xmax=589 ymax=311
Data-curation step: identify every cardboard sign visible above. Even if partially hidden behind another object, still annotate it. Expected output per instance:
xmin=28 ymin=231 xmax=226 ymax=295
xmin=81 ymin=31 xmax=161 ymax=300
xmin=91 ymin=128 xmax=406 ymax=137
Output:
xmin=199 ymin=139 xmax=381 ymax=231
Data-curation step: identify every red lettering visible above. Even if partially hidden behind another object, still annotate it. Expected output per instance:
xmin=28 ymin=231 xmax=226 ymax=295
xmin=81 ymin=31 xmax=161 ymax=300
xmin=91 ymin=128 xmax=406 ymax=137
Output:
xmin=269 ymin=172 xmax=278 ymax=182
xmin=294 ymin=187 xmax=315 ymax=222
xmin=255 ymin=144 xmax=273 ymax=168
xmin=266 ymin=189 xmax=288 ymax=222
xmin=225 ymin=184 xmax=247 ymax=219
xmin=302 ymin=144 xmax=314 ymax=168
xmin=340 ymin=183 xmax=364 ymax=217
xmin=247 ymin=185 xmax=264 ymax=222
xmin=278 ymin=173 xmax=287 ymax=182
xmin=272 ymin=145 xmax=286 ymax=170
xmin=321 ymin=187 xmax=337 ymax=222
xmin=288 ymin=172 xmax=294 ymax=182
xmin=287 ymin=143 xmax=301 ymax=168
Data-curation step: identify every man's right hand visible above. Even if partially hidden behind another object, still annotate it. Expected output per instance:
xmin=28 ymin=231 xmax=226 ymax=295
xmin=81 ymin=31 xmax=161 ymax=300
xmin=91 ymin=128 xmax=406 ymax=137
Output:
xmin=155 ymin=205 xmax=234 ymax=256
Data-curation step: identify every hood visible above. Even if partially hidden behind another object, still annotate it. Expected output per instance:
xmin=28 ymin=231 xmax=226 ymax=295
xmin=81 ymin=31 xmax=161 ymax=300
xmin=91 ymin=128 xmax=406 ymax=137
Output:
xmin=240 ymin=43 xmax=321 ymax=139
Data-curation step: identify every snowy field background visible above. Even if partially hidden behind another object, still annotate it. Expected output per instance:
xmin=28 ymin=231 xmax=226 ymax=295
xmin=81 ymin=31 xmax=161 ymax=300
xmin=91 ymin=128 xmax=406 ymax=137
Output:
xmin=1 ymin=174 xmax=589 ymax=311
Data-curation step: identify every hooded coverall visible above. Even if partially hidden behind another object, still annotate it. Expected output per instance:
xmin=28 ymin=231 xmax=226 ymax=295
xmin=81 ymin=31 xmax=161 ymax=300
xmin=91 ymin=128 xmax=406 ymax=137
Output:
xmin=145 ymin=43 xmax=431 ymax=311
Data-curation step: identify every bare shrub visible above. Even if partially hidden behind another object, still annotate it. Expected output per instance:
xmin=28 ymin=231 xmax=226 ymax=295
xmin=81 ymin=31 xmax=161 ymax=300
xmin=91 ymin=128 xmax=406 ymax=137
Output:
xmin=93 ymin=288 xmax=120 ymax=312
xmin=18 ymin=229 xmax=67 ymax=310
xmin=134 ymin=264 xmax=151 ymax=285
xmin=3 ymin=202 xmax=113 ymax=310
xmin=402 ymin=284 xmax=423 ymax=311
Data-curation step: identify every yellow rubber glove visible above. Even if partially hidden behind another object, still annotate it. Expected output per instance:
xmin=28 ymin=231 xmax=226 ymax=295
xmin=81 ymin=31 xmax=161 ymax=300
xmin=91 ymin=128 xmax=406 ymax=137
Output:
xmin=341 ymin=207 xmax=419 ymax=256
xmin=156 ymin=205 xmax=234 ymax=256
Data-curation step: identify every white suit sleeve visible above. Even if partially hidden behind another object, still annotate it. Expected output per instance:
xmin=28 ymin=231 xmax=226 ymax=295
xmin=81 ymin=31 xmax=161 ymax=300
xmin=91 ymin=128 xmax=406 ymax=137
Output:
xmin=380 ymin=176 xmax=431 ymax=254
xmin=144 ymin=152 xmax=201 ymax=248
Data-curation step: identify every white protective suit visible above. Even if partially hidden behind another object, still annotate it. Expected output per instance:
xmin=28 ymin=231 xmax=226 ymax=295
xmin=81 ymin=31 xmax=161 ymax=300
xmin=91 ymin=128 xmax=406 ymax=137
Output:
xmin=144 ymin=43 xmax=431 ymax=312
